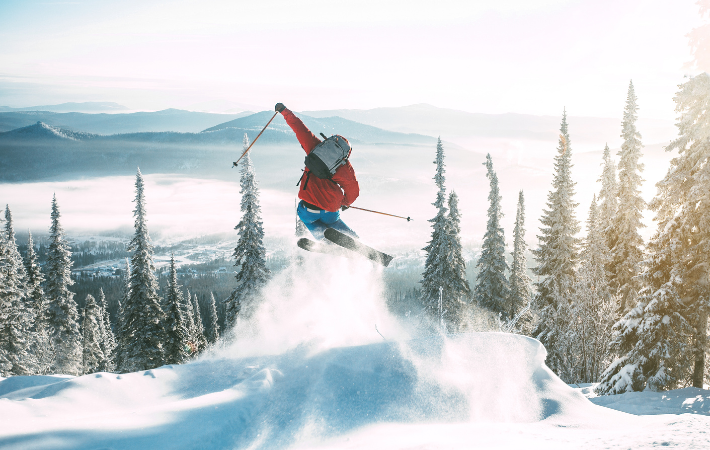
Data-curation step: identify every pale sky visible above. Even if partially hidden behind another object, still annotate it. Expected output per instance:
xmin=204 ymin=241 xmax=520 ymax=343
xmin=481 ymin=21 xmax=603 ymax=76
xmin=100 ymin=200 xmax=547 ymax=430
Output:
xmin=0 ymin=0 xmax=704 ymax=118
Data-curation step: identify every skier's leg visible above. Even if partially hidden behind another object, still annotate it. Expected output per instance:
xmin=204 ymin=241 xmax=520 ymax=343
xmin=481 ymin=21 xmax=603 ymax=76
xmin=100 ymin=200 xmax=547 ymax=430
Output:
xmin=320 ymin=210 xmax=359 ymax=239
xmin=297 ymin=201 xmax=329 ymax=240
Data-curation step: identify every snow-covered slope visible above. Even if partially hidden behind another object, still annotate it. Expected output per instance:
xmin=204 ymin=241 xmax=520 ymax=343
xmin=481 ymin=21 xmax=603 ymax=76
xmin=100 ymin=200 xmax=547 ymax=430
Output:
xmin=0 ymin=121 xmax=98 ymax=141
xmin=1 ymin=258 xmax=709 ymax=449
xmin=0 ymin=334 xmax=595 ymax=449
xmin=3 ymin=334 xmax=709 ymax=449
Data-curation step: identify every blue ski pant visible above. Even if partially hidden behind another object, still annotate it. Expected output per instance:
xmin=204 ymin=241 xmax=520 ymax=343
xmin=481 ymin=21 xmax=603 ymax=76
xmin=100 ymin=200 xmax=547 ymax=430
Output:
xmin=297 ymin=200 xmax=358 ymax=241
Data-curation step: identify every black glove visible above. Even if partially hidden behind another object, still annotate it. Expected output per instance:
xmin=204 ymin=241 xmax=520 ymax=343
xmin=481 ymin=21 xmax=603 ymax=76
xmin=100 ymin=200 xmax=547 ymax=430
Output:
xmin=341 ymin=205 xmax=350 ymax=211
xmin=275 ymin=103 xmax=286 ymax=113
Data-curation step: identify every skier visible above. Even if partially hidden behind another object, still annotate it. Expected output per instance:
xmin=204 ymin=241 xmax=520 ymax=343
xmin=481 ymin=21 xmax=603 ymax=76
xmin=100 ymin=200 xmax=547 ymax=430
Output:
xmin=275 ymin=102 xmax=359 ymax=240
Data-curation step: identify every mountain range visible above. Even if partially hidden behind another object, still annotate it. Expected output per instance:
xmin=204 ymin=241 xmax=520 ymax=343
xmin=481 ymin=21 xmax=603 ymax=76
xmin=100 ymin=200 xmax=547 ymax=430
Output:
xmin=303 ymin=103 xmax=676 ymax=146
xmin=0 ymin=109 xmax=252 ymax=135
xmin=0 ymin=112 xmax=438 ymax=182
xmin=0 ymin=102 xmax=130 ymax=113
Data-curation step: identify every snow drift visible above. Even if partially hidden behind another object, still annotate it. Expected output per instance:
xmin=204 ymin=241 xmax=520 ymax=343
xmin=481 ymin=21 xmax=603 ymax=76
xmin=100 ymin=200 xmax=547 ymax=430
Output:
xmin=0 ymin=333 xmax=603 ymax=450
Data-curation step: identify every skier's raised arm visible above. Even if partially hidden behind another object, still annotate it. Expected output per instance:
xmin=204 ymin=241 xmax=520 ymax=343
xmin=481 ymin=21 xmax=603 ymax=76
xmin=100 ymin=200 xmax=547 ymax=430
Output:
xmin=276 ymin=103 xmax=321 ymax=154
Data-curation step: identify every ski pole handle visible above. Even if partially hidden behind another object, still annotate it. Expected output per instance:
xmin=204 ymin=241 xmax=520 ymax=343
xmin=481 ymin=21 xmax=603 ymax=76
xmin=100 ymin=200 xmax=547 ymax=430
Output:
xmin=347 ymin=206 xmax=412 ymax=222
xmin=232 ymin=111 xmax=279 ymax=168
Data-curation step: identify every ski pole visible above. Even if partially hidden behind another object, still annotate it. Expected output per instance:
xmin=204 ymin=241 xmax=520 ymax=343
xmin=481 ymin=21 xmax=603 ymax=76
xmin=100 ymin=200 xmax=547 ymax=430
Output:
xmin=347 ymin=206 xmax=412 ymax=222
xmin=232 ymin=111 xmax=279 ymax=168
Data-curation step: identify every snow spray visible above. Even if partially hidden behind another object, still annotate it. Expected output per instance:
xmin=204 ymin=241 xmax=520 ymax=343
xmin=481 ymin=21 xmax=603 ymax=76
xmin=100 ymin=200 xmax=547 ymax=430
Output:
xmin=211 ymin=251 xmax=406 ymax=359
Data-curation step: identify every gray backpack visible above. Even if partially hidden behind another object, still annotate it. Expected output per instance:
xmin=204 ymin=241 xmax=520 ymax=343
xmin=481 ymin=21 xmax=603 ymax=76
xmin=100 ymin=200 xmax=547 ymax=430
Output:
xmin=304 ymin=134 xmax=352 ymax=179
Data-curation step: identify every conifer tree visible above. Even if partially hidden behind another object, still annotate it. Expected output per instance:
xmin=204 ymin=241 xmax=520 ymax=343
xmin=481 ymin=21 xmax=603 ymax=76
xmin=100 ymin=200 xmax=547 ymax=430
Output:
xmin=597 ymin=75 xmax=710 ymax=392
xmin=24 ymin=231 xmax=44 ymax=312
xmin=566 ymin=196 xmax=616 ymax=383
xmin=532 ymin=112 xmax=581 ymax=377
xmin=597 ymin=144 xmax=618 ymax=254
xmin=96 ymin=289 xmax=116 ymax=372
xmin=45 ymin=195 xmax=82 ymax=375
xmin=206 ymin=292 xmax=220 ymax=344
xmin=191 ymin=293 xmax=207 ymax=352
xmin=225 ymin=135 xmax=270 ymax=329
xmin=114 ymin=259 xmax=130 ymax=371
xmin=420 ymin=138 xmax=450 ymax=323
xmin=120 ymin=169 xmax=168 ymax=371
xmin=163 ymin=255 xmax=189 ymax=365
xmin=474 ymin=154 xmax=510 ymax=319
xmin=81 ymin=294 xmax=106 ymax=375
xmin=24 ymin=231 xmax=52 ymax=374
xmin=183 ymin=287 xmax=196 ymax=339
xmin=0 ymin=206 xmax=34 ymax=376
xmin=3 ymin=207 xmax=27 ymax=282
xmin=508 ymin=191 xmax=532 ymax=321
xmin=439 ymin=191 xmax=470 ymax=328
xmin=655 ymin=73 xmax=710 ymax=388
xmin=609 ymin=81 xmax=646 ymax=313
xmin=596 ymin=215 xmax=693 ymax=393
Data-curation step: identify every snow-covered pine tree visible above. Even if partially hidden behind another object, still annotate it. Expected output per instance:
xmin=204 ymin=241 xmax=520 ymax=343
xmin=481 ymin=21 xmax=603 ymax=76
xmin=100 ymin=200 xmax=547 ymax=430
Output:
xmin=597 ymin=144 xmax=618 ymax=256
xmin=183 ymin=287 xmax=196 ymax=341
xmin=163 ymin=255 xmax=189 ymax=365
xmin=439 ymin=191 xmax=470 ymax=328
xmin=532 ymin=112 xmax=581 ymax=378
xmin=114 ymin=259 xmax=130 ymax=371
xmin=81 ymin=294 xmax=106 ymax=375
xmin=3 ymin=206 xmax=27 ymax=283
xmin=121 ymin=169 xmax=168 ymax=371
xmin=0 ymin=206 xmax=34 ymax=376
xmin=420 ymin=137 xmax=450 ymax=324
xmin=24 ymin=231 xmax=52 ymax=374
xmin=23 ymin=231 xmax=44 ymax=314
xmin=45 ymin=195 xmax=82 ymax=375
xmin=609 ymin=81 xmax=646 ymax=313
xmin=508 ymin=191 xmax=532 ymax=322
xmin=205 ymin=292 xmax=220 ymax=344
xmin=191 ymin=293 xmax=207 ymax=352
xmin=567 ymin=196 xmax=616 ymax=383
xmin=96 ymin=288 xmax=116 ymax=372
xmin=474 ymin=154 xmax=510 ymax=319
xmin=595 ymin=215 xmax=693 ymax=394
xmin=659 ymin=72 xmax=710 ymax=388
xmin=225 ymin=135 xmax=270 ymax=329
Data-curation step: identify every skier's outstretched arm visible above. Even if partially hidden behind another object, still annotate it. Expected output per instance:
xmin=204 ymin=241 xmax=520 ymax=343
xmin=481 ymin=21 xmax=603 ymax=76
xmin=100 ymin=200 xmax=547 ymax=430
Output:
xmin=276 ymin=103 xmax=321 ymax=154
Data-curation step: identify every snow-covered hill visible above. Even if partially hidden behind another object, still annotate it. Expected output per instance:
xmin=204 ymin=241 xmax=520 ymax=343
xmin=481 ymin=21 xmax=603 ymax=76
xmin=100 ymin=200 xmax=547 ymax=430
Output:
xmin=0 ymin=121 xmax=99 ymax=141
xmin=1 ymin=258 xmax=708 ymax=449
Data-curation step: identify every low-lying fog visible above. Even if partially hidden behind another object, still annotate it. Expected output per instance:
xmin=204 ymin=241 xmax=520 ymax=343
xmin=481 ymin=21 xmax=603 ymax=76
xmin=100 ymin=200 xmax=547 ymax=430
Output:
xmin=1 ymin=136 xmax=674 ymax=254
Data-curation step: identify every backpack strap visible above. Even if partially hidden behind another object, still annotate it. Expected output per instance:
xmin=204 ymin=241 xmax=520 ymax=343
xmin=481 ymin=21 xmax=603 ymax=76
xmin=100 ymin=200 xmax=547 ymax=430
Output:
xmin=299 ymin=171 xmax=311 ymax=190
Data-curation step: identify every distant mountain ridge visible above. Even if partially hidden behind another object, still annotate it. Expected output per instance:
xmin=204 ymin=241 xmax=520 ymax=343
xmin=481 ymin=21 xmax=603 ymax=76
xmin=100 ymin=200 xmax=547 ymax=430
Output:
xmin=0 ymin=109 xmax=252 ymax=134
xmin=0 ymin=102 xmax=129 ymax=113
xmin=0 ymin=112 xmax=438 ymax=182
xmin=202 ymin=111 xmax=436 ymax=145
xmin=0 ymin=112 xmax=435 ymax=147
xmin=303 ymin=103 xmax=676 ymax=146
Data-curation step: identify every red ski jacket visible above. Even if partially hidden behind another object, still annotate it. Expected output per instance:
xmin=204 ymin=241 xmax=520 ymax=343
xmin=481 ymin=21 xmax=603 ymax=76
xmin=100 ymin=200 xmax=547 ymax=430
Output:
xmin=281 ymin=108 xmax=359 ymax=212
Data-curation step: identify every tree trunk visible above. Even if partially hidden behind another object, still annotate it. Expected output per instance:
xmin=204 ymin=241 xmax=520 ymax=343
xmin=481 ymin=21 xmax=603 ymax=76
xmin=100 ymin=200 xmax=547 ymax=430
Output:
xmin=693 ymin=309 xmax=707 ymax=388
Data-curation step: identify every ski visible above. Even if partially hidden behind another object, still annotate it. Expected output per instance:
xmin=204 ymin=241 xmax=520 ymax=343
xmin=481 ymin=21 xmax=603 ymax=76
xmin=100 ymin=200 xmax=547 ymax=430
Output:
xmin=297 ymin=237 xmax=360 ymax=261
xmin=323 ymin=228 xmax=394 ymax=267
